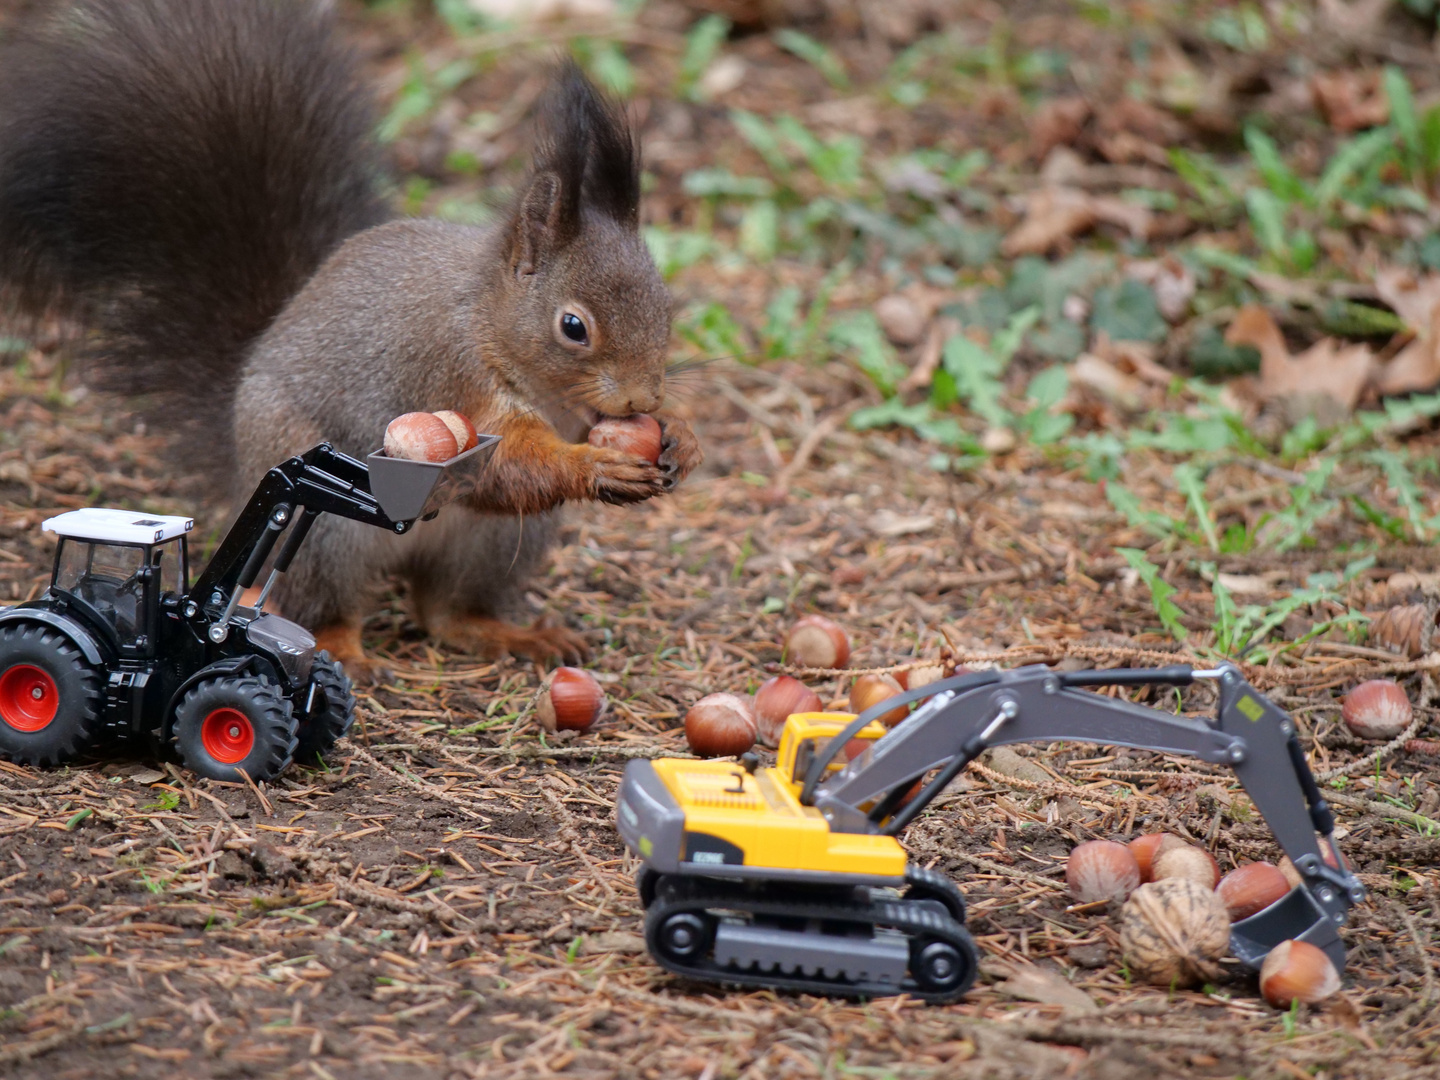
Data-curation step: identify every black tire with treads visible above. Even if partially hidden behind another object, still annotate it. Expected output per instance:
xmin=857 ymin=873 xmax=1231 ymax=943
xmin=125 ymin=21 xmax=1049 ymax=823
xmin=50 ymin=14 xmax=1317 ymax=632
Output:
xmin=294 ymin=650 xmax=355 ymax=766
xmin=173 ymin=673 xmax=296 ymax=782
xmin=0 ymin=622 xmax=104 ymax=766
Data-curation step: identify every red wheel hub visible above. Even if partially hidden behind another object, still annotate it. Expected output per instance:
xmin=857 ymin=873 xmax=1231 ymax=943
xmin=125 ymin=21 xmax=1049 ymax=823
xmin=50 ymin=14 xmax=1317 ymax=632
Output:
xmin=200 ymin=707 xmax=254 ymax=764
xmin=0 ymin=664 xmax=58 ymax=733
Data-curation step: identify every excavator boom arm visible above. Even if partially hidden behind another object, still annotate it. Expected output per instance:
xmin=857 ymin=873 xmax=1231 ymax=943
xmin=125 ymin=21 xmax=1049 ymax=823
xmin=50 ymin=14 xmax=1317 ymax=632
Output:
xmin=809 ymin=663 xmax=1363 ymax=972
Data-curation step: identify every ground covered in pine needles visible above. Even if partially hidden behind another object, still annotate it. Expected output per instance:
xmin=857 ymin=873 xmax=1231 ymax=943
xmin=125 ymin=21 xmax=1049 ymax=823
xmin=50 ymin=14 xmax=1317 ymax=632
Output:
xmin=4 ymin=1 xmax=1440 ymax=1077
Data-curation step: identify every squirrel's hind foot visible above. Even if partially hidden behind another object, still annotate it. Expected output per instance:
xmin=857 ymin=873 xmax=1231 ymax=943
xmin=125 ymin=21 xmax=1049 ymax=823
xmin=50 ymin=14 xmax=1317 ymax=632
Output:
xmin=426 ymin=615 xmax=590 ymax=666
xmin=313 ymin=621 xmax=393 ymax=686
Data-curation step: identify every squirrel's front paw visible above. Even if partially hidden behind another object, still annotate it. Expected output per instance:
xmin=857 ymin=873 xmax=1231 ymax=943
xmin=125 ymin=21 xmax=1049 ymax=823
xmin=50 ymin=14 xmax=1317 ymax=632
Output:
xmin=656 ymin=416 xmax=702 ymax=490
xmin=587 ymin=446 xmax=666 ymax=505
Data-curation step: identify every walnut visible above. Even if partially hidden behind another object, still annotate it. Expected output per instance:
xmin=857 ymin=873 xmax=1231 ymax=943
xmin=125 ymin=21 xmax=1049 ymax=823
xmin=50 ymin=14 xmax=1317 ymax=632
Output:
xmin=1119 ymin=879 xmax=1229 ymax=987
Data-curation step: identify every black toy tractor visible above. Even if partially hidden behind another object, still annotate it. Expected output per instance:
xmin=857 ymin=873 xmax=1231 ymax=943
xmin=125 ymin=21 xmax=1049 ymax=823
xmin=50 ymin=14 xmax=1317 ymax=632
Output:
xmin=0 ymin=439 xmax=494 ymax=781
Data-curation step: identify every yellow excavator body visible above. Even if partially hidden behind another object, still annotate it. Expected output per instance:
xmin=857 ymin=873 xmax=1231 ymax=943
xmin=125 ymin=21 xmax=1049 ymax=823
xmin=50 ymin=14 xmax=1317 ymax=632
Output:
xmin=644 ymin=712 xmax=908 ymax=881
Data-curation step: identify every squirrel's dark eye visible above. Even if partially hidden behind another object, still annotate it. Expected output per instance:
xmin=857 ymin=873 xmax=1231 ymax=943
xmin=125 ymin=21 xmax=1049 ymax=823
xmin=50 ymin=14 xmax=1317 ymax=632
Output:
xmin=560 ymin=312 xmax=588 ymax=344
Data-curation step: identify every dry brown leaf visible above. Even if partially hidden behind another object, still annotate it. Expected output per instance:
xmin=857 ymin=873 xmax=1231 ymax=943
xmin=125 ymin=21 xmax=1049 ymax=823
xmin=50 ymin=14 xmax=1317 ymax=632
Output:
xmin=1071 ymin=354 xmax=1146 ymax=410
xmin=1311 ymin=70 xmax=1389 ymax=132
xmin=1318 ymin=0 xmax=1394 ymax=40
xmin=1030 ymin=96 xmax=1091 ymax=160
xmin=1088 ymin=196 xmax=1153 ymax=240
xmin=1225 ymin=305 xmax=1375 ymax=415
xmin=1000 ymin=187 xmax=1096 ymax=256
xmin=1216 ymin=572 xmax=1270 ymax=595
xmin=1097 ymin=97 xmax=1185 ymax=145
xmin=991 ymin=962 xmax=1100 ymax=1015
xmin=1095 ymin=131 xmax=1170 ymax=166
xmin=1104 ymin=338 xmax=1173 ymax=385
xmin=1002 ymin=186 xmax=1154 ymax=256
xmin=1374 ymin=267 xmax=1440 ymax=329
xmin=1373 ymin=268 xmax=1440 ymax=394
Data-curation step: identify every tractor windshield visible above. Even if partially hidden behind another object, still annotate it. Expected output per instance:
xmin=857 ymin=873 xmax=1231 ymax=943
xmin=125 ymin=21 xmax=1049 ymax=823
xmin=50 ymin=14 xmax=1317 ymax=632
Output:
xmin=55 ymin=541 xmax=147 ymax=644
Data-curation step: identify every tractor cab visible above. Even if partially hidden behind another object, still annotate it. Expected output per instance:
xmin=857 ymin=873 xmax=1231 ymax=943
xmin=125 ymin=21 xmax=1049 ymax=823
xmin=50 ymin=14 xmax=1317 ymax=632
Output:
xmin=42 ymin=509 xmax=193 ymax=657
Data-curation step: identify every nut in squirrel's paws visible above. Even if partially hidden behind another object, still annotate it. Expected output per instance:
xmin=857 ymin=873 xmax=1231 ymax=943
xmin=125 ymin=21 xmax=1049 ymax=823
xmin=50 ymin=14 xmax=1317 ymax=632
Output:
xmin=587 ymin=415 xmax=662 ymax=463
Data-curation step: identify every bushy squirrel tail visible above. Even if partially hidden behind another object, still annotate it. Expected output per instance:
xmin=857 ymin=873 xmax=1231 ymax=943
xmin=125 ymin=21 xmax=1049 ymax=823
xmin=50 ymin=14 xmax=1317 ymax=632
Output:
xmin=0 ymin=0 xmax=388 ymax=451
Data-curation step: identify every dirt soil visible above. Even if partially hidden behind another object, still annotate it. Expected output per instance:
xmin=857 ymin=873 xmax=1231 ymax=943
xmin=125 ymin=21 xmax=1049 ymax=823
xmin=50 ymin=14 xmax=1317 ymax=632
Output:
xmin=4 ymin=2 xmax=1440 ymax=1078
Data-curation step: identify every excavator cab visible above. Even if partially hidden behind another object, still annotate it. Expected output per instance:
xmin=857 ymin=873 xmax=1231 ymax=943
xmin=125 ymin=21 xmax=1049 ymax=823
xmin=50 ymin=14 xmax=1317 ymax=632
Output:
xmin=778 ymin=713 xmax=886 ymax=788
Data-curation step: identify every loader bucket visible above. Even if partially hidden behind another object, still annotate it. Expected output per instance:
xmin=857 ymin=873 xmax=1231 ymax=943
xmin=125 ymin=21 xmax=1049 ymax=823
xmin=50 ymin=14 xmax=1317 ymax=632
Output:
xmin=1229 ymin=886 xmax=1346 ymax=974
xmin=365 ymin=435 xmax=499 ymax=522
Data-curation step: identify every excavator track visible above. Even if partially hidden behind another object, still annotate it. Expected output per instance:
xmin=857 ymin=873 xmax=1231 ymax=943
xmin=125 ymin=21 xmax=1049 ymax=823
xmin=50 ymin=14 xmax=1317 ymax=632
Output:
xmin=643 ymin=872 xmax=979 ymax=1003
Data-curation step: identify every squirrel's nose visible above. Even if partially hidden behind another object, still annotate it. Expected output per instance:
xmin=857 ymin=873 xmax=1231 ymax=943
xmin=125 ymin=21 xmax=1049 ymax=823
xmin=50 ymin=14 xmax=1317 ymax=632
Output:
xmin=628 ymin=380 xmax=663 ymax=414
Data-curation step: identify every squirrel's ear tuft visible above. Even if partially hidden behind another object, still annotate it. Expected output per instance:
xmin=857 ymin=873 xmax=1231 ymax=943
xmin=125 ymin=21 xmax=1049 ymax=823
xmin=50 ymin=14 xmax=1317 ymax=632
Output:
xmin=510 ymin=171 xmax=571 ymax=278
xmin=533 ymin=60 xmax=641 ymax=229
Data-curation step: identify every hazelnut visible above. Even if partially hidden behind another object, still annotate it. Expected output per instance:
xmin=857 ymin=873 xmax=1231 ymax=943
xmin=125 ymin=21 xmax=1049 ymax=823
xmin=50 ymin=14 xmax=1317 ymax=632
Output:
xmin=848 ymin=673 xmax=908 ymax=727
xmin=1119 ymin=878 xmax=1231 ymax=988
xmin=433 ymin=410 xmax=479 ymax=453
xmin=588 ymin=414 xmax=663 ymax=464
xmin=1259 ymin=939 xmax=1341 ymax=1008
xmin=753 ymin=675 xmax=822 ymax=749
xmin=1065 ymin=839 xmax=1141 ymax=904
xmin=1152 ymin=843 xmax=1221 ymax=890
xmin=784 ymin=615 xmax=850 ymax=669
xmin=685 ymin=693 xmax=757 ymax=758
xmin=384 ymin=412 xmax=459 ymax=462
xmin=1341 ymin=679 xmax=1412 ymax=740
xmin=535 ymin=667 xmax=605 ymax=733
xmin=1129 ymin=833 xmax=1186 ymax=883
xmin=1217 ymin=862 xmax=1290 ymax=921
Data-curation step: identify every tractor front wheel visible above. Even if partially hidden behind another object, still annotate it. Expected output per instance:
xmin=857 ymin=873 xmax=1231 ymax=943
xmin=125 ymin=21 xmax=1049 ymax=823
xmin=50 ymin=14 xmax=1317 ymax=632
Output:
xmin=0 ymin=623 xmax=104 ymax=766
xmin=293 ymin=651 xmax=355 ymax=767
xmin=174 ymin=674 xmax=296 ymax=782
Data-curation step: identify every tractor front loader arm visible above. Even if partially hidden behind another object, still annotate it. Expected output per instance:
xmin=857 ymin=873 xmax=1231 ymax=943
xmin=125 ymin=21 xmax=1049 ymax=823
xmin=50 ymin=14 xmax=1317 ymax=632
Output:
xmin=188 ymin=439 xmax=495 ymax=643
xmin=807 ymin=663 xmax=1364 ymax=972
xmin=188 ymin=445 xmax=401 ymax=638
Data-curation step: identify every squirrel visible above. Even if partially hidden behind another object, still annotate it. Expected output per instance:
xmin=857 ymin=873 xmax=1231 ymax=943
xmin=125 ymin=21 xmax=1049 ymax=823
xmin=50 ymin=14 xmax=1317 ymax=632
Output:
xmin=0 ymin=0 xmax=701 ymax=681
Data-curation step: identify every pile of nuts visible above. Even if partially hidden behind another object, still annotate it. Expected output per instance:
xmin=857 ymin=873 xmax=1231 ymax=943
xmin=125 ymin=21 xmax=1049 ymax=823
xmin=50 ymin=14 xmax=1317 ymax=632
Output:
xmin=1068 ymin=833 xmax=1341 ymax=1008
xmin=383 ymin=410 xmax=479 ymax=461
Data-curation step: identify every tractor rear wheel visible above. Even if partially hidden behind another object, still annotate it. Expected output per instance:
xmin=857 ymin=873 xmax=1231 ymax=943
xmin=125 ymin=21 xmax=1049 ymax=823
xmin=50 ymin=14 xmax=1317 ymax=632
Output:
xmin=174 ymin=673 xmax=296 ymax=782
xmin=294 ymin=651 xmax=355 ymax=766
xmin=0 ymin=623 xmax=104 ymax=766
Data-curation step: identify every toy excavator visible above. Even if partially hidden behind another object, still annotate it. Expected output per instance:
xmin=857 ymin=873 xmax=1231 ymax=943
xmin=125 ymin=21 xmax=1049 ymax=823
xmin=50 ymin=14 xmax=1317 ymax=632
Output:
xmin=616 ymin=664 xmax=1365 ymax=1003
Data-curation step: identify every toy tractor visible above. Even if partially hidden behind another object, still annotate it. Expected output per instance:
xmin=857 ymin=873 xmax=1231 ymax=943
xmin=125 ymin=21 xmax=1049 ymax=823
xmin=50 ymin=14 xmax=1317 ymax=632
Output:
xmin=617 ymin=664 xmax=1365 ymax=1003
xmin=0 ymin=438 xmax=495 ymax=782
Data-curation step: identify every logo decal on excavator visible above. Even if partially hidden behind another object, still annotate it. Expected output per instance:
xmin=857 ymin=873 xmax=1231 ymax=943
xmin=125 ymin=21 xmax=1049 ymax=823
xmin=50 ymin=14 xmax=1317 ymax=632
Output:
xmin=1237 ymin=695 xmax=1265 ymax=721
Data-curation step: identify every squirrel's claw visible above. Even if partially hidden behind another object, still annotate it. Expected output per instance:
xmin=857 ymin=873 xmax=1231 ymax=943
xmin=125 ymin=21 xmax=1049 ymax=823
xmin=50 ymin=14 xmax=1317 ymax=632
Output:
xmin=656 ymin=415 xmax=702 ymax=490
xmin=588 ymin=445 xmax=666 ymax=505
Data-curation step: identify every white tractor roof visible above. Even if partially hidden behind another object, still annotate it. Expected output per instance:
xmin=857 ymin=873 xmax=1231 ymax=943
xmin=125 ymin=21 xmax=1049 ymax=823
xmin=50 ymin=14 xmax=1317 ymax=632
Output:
xmin=42 ymin=508 xmax=194 ymax=545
